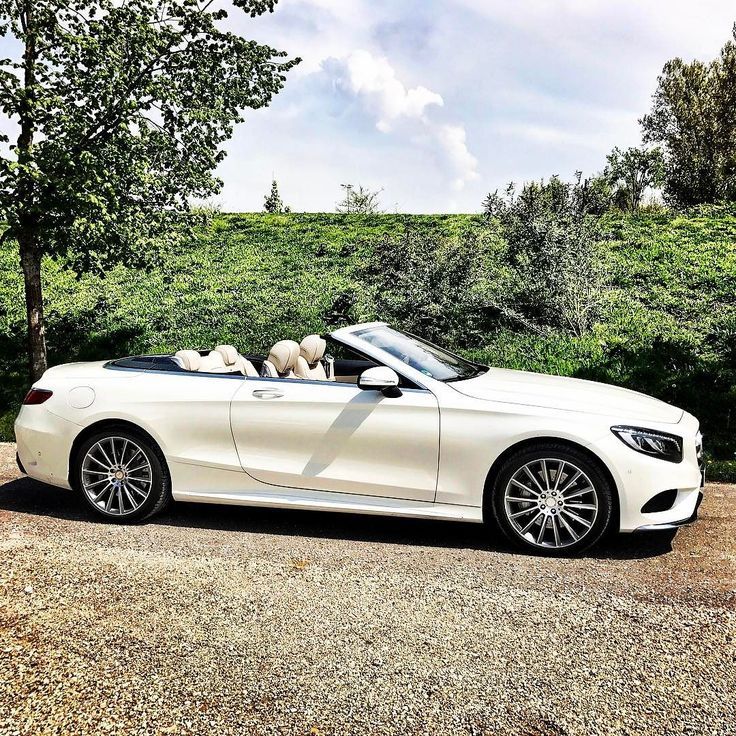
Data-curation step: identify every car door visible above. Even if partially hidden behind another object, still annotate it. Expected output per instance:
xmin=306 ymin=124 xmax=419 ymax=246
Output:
xmin=229 ymin=376 xmax=440 ymax=502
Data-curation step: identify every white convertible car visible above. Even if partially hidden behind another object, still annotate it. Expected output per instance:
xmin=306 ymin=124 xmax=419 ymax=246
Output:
xmin=14 ymin=322 xmax=704 ymax=555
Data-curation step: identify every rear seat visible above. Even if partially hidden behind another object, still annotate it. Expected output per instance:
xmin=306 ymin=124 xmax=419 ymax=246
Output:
xmin=215 ymin=345 xmax=258 ymax=377
xmin=198 ymin=350 xmax=228 ymax=373
xmin=174 ymin=346 xmax=258 ymax=376
xmin=174 ymin=350 xmax=202 ymax=371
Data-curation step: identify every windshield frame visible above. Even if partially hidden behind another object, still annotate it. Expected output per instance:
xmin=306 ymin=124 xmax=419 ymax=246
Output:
xmin=350 ymin=325 xmax=488 ymax=383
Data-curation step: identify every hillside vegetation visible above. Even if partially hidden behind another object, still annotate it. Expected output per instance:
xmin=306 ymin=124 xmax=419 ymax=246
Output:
xmin=1 ymin=209 xmax=735 ymax=462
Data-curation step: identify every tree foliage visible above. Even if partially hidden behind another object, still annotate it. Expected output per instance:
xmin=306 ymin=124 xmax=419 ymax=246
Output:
xmin=336 ymin=184 xmax=383 ymax=214
xmin=0 ymin=0 xmax=299 ymax=379
xmin=263 ymin=179 xmax=289 ymax=213
xmin=641 ymin=25 xmax=736 ymax=206
xmin=604 ymin=146 xmax=665 ymax=212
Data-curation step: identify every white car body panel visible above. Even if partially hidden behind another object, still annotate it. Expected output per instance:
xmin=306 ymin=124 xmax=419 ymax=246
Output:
xmin=174 ymin=487 xmax=481 ymax=522
xmin=14 ymin=323 xmax=704 ymax=534
xmin=450 ymin=367 xmax=683 ymax=424
xmin=231 ymin=377 xmax=439 ymax=501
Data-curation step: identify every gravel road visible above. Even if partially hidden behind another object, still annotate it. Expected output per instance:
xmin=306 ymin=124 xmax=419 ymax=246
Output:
xmin=0 ymin=442 xmax=734 ymax=736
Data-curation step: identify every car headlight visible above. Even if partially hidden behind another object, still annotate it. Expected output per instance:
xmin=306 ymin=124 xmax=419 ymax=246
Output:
xmin=610 ymin=425 xmax=683 ymax=463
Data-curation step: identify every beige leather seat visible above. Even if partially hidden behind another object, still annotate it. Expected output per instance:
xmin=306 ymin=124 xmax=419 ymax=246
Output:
xmin=197 ymin=350 xmax=229 ymax=373
xmin=174 ymin=350 xmax=202 ymax=371
xmin=295 ymin=334 xmax=331 ymax=381
xmin=261 ymin=340 xmax=300 ymax=379
xmin=215 ymin=344 xmax=258 ymax=377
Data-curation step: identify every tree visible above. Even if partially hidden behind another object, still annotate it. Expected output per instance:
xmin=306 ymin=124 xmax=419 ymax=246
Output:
xmin=604 ymin=146 xmax=665 ymax=212
xmin=263 ymin=178 xmax=289 ymax=213
xmin=483 ymin=175 xmax=608 ymax=337
xmin=336 ymin=183 xmax=383 ymax=214
xmin=641 ymin=25 xmax=736 ymax=206
xmin=0 ymin=1 xmax=299 ymax=381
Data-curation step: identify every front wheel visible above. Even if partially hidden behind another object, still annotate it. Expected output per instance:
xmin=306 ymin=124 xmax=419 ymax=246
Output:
xmin=490 ymin=444 xmax=614 ymax=555
xmin=73 ymin=429 xmax=171 ymax=522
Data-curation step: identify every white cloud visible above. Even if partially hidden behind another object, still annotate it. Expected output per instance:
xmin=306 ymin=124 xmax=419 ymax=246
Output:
xmin=435 ymin=124 xmax=480 ymax=190
xmin=323 ymin=50 xmax=479 ymax=189
xmin=213 ymin=0 xmax=736 ymax=212
xmin=328 ymin=49 xmax=443 ymax=131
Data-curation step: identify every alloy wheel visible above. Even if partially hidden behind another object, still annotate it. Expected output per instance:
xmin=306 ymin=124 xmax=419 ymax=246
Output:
xmin=80 ymin=436 xmax=153 ymax=516
xmin=503 ymin=458 xmax=599 ymax=549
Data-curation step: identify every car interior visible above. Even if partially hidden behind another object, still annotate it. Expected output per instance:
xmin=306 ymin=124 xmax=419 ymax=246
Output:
xmin=108 ymin=331 xmax=425 ymax=389
xmin=171 ymin=335 xmax=334 ymax=380
xmin=159 ymin=334 xmax=421 ymax=389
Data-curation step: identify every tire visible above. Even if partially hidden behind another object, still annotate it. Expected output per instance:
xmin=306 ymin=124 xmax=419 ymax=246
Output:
xmin=72 ymin=428 xmax=171 ymax=523
xmin=489 ymin=443 xmax=614 ymax=556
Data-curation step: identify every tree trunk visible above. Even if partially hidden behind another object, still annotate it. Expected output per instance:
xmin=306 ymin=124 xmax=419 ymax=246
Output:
xmin=19 ymin=229 xmax=47 ymax=382
xmin=17 ymin=0 xmax=46 ymax=382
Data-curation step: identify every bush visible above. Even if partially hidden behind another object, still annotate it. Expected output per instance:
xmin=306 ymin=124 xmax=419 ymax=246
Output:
xmin=706 ymin=460 xmax=736 ymax=483
xmin=354 ymin=222 xmax=503 ymax=347
xmin=484 ymin=176 xmax=610 ymax=336
xmin=2 ymin=209 xmax=736 ymax=462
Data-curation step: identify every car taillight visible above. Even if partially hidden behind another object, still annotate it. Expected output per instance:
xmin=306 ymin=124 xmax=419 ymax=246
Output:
xmin=23 ymin=388 xmax=53 ymax=405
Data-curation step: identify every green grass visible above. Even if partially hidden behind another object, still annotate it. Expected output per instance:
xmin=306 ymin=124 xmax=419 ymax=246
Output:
xmin=1 ymin=207 xmax=735 ymax=459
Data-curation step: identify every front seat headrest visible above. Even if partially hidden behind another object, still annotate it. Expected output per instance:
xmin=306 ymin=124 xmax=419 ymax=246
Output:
xmin=268 ymin=340 xmax=300 ymax=374
xmin=300 ymin=335 xmax=326 ymax=365
xmin=175 ymin=350 xmax=201 ymax=371
xmin=215 ymin=344 xmax=239 ymax=366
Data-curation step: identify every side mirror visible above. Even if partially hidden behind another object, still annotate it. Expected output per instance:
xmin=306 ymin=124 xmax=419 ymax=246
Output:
xmin=358 ymin=366 xmax=402 ymax=397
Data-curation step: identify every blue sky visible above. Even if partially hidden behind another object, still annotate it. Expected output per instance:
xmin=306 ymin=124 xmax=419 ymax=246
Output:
xmin=0 ymin=1 xmax=733 ymax=213
xmin=220 ymin=0 xmax=735 ymax=212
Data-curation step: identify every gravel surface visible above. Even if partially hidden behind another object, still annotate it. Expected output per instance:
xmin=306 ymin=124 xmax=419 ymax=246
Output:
xmin=0 ymin=442 xmax=734 ymax=736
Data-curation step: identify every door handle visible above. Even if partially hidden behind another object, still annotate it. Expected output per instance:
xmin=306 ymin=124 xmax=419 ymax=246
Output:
xmin=252 ymin=389 xmax=284 ymax=399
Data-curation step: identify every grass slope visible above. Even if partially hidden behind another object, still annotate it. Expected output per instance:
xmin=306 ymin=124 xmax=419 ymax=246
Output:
xmin=1 ymin=208 xmax=735 ymax=465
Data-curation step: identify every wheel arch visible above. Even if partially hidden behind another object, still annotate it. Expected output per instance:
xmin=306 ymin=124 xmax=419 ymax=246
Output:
xmin=482 ymin=436 xmax=620 ymax=524
xmin=68 ymin=418 xmax=169 ymax=488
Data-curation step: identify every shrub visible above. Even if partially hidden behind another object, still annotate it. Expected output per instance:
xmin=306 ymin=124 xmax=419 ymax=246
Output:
xmin=484 ymin=176 xmax=610 ymax=336
xmin=354 ymin=222 xmax=503 ymax=347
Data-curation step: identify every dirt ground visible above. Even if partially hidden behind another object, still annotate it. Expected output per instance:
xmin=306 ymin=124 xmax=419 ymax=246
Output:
xmin=0 ymin=442 xmax=734 ymax=736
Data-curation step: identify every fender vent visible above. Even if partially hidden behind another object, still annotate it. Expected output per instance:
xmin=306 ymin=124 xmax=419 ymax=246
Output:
xmin=641 ymin=489 xmax=678 ymax=513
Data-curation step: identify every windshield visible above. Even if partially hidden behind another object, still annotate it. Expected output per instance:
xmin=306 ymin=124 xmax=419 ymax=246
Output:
xmin=353 ymin=326 xmax=487 ymax=382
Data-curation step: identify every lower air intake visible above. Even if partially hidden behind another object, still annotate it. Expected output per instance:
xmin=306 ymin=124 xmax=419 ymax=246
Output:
xmin=641 ymin=489 xmax=678 ymax=514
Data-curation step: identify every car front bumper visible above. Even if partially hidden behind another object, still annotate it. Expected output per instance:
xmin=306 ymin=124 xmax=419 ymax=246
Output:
xmin=634 ymin=490 xmax=704 ymax=531
xmin=587 ymin=412 xmax=704 ymax=533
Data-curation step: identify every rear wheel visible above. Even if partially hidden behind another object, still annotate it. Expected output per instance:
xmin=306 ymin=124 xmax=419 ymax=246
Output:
xmin=490 ymin=444 xmax=614 ymax=555
xmin=73 ymin=429 xmax=170 ymax=522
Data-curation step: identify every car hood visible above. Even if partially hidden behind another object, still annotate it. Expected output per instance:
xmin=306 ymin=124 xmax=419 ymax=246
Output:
xmin=451 ymin=367 xmax=683 ymax=424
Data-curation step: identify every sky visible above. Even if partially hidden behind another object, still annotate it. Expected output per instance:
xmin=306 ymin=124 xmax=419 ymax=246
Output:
xmin=0 ymin=1 xmax=734 ymax=213
xmin=218 ymin=0 xmax=735 ymax=213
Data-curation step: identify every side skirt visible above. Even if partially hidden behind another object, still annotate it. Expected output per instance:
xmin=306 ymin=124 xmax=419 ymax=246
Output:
xmin=173 ymin=488 xmax=483 ymax=523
